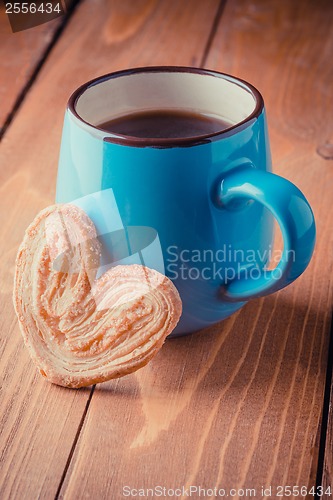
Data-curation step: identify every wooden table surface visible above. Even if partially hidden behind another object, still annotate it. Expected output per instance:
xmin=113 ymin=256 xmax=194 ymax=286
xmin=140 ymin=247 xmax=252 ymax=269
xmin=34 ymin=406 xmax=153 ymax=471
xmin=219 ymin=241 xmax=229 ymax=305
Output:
xmin=0 ymin=1 xmax=332 ymax=498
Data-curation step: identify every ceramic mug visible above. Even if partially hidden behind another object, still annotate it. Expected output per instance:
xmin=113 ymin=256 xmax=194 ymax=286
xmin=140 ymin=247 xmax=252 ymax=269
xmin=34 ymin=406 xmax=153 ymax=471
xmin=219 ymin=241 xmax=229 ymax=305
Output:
xmin=56 ymin=66 xmax=316 ymax=336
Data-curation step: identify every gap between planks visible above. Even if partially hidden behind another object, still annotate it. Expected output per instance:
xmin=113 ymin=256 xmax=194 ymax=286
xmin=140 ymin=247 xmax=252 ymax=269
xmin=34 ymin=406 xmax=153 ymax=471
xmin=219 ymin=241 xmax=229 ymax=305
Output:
xmin=316 ymin=316 xmax=333 ymax=493
xmin=0 ymin=0 xmax=81 ymax=141
xmin=54 ymin=385 xmax=96 ymax=500
xmin=199 ymin=0 xmax=227 ymax=68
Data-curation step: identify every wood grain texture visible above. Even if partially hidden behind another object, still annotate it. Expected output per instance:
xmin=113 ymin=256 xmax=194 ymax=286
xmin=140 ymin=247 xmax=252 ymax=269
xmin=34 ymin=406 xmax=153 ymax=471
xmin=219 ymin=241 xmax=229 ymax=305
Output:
xmin=57 ymin=0 xmax=333 ymax=497
xmin=206 ymin=0 xmax=333 ymax=491
xmin=0 ymin=0 xmax=219 ymax=498
xmin=0 ymin=5 xmax=62 ymax=134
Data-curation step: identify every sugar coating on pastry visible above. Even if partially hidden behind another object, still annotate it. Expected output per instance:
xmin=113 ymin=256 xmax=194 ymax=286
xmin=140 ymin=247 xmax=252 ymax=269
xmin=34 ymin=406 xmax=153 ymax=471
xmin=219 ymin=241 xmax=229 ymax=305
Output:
xmin=13 ymin=204 xmax=182 ymax=388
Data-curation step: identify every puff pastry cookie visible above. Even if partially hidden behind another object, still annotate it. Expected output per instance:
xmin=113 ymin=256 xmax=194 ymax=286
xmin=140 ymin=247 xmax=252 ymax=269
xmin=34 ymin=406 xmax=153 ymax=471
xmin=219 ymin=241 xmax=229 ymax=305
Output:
xmin=13 ymin=204 xmax=182 ymax=388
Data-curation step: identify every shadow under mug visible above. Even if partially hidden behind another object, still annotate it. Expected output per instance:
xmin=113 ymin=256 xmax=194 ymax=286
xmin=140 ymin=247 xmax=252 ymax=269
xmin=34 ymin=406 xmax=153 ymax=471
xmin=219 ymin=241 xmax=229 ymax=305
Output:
xmin=56 ymin=66 xmax=316 ymax=336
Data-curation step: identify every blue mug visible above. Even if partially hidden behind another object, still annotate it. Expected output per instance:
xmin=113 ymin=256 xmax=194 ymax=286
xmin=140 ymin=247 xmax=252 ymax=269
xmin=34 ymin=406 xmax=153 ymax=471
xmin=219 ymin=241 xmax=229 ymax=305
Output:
xmin=56 ymin=67 xmax=316 ymax=336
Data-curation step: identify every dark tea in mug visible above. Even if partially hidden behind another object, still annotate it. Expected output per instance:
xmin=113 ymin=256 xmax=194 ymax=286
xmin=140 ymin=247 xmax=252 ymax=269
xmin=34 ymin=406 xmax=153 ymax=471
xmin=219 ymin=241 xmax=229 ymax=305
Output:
xmin=97 ymin=110 xmax=232 ymax=139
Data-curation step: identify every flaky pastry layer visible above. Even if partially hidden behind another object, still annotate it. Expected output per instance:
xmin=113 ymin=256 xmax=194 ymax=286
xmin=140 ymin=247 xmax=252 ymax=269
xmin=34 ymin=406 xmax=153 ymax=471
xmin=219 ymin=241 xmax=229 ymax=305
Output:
xmin=13 ymin=204 xmax=182 ymax=388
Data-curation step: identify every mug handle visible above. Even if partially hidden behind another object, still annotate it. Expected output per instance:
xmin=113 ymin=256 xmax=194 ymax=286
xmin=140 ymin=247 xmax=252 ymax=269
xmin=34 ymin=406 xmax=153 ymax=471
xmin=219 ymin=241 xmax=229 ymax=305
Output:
xmin=215 ymin=167 xmax=316 ymax=302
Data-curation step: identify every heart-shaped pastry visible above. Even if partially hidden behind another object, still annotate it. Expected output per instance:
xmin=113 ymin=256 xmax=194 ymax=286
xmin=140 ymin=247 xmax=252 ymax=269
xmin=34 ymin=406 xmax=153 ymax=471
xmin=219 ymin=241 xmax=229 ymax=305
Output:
xmin=13 ymin=204 xmax=182 ymax=388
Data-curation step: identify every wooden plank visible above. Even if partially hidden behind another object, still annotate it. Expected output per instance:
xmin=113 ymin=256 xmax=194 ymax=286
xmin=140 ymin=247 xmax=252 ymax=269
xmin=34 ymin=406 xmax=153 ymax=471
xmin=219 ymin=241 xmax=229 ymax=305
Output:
xmin=58 ymin=0 xmax=333 ymax=498
xmin=205 ymin=0 xmax=333 ymax=490
xmin=0 ymin=5 xmax=62 ymax=134
xmin=0 ymin=0 xmax=220 ymax=498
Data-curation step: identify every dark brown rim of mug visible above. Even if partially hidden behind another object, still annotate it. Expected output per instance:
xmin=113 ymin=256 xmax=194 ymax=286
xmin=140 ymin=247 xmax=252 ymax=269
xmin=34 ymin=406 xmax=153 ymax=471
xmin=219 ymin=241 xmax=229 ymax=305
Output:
xmin=68 ymin=66 xmax=264 ymax=148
